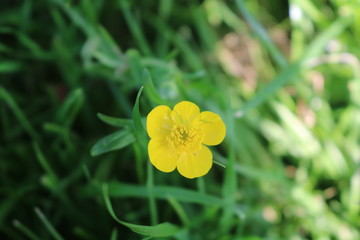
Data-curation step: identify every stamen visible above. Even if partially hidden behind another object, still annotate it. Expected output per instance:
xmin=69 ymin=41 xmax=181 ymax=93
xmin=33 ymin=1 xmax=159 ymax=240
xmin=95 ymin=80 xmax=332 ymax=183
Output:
xmin=167 ymin=125 xmax=203 ymax=153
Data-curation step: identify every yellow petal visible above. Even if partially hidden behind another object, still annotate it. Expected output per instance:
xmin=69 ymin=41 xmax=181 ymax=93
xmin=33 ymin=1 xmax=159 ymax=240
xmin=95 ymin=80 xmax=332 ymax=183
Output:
xmin=148 ymin=139 xmax=177 ymax=172
xmin=177 ymin=145 xmax=213 ymax=178
xmin=199 ymin=111 xmax=226 ymax=146
xmin=146 ymin=105 xmax=173 ymax=139
xmin=171 ymin=101 xmax=200 ymax=125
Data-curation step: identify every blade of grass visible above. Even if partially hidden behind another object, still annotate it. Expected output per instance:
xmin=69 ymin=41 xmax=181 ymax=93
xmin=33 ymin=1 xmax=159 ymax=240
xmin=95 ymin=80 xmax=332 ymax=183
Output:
xmin=13 ymin=220 xmax=42 ymax=240
xmin=0 ymin=86 xmax=39 ymax=140
xmin=127 ymin=49 xmax=144 ymax=84
xmin=82 ymin=164 xmax=92 ymax=182
xmin=97 ymin=113 xmax=132 ymax=128
xmin=43 ymin=123 xmax=73 ymax=152
xmin=155 ymin=0 xmax=172 ymax=57
xmin=83 ymin=182 xmax=223 ymax=205
xmin=97 ymin=25 xmax=123 ymax=59
xmin=132 ymin=86 xmax=147 ymax=148
xmin=235 ymin=62 xmax=301 ymax=116
xmin=118 ymin=0 xmax=151 ymax=56
xmin=16 ymin=32 xmax=50 ymax=59
xmin=303 ymin=16 xmax=351 ymax=60
xmin=192 ymin=6 xmax=217 ymax=51
xmin=0 ymin=184 xmax=35 ymax=225
xmin=34 ymin=207 xmax=64 ymax=240
xmin=102 ymin=185 xmax=179 ymax=237
xmin=295 ymin=0 xmax=327 ymax=26
xmin=110 ymin=228 xmax=118 ymax=240
xmin=235 ymin=17 xmax=350 ymax=116
xmin=33 ymin=141 xmax=59 ymax=189
xmin=143 ymin=69 xmax=169 ymax=106
xmin=107 ymin=81 xmax=132 ymax=117
xmin=214 ymin=151 xmax=291 ymax=185
xmin=235 ymin=0 xmax=287 ymax=68
xmin=56 ymin=88 xmax=84 ymax=127
xmin=51 ymin=0 xmax=96 ymax=36
xmin=166 ymin=196 xmax=190 ymax=227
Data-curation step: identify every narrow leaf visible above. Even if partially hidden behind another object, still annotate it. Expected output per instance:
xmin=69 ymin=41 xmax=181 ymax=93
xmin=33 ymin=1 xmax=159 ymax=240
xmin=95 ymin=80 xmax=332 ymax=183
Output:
xmin=132 ymin=86 xmax=148 ymax=150
xmin=33 ymin=142 xmax=59 ymax=188
xmin=143 ymin=69 xmax=169 ymax=105
xmin=91 ymin=128 xmax=135 ymax=156
xmin=56 ymin=88 xmax=84 ymax=127
xmin=235 ymin=0 xmax=286 ymax=68
xmin=110 ymin=228 xmax=118 ymax=240
xmin=85 ymin=182 xmax=223 ymax=206
xmin=0 ymin=86 xmax=38 ymax=140
xmin=97 ymin=113 xmax=132 ymax=128
xmin=34 ymin=208 xmax=64 ymax=240
xmin=13 ymin=220 xmax=42 ymax=240
xmin=102 ymin=185 xmax=180 ymax=237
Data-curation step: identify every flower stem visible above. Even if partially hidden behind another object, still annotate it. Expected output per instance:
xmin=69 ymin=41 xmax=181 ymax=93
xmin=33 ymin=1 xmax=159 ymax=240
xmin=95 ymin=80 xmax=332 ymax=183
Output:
xmin=197 ymin=177 xmax=205 ymax=194
xmin=147 ymin=161 xmax=158 ymax=225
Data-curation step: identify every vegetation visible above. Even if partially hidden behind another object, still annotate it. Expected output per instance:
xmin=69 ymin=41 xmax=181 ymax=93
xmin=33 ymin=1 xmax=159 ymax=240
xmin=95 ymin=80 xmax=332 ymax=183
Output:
xmin=1 ymin=0 xmax=359 ymax=239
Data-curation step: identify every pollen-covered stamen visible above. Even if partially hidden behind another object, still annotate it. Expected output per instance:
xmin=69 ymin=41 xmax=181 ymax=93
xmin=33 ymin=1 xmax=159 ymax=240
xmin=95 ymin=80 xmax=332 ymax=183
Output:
xmin=167 ymin=125 xmax=203 ymax=152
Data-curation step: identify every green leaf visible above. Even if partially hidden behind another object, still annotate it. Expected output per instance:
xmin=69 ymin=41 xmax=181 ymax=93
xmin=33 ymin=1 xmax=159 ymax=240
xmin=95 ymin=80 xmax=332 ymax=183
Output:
xmin=0 ymin=184 xmax=35 ymax=225
xmin=127 ymin=49 xmax=144 ymax=84
xmin=13 ymin=220 xmax=42 ymax=240
xmin=0 ymin=86 xmax=38 ymax=140
xmin=17 ymin=32 xmax=50 ymax=59
xmin=132 ymin=86 xmax=144 ymax=132
xmin=52 ymin=0 xmax=96 ymax=36
xmin=235 ymin=0 xmax=286 ymax=68
xmin=102 ymin=185 xmax=180 ymax=237
xmin=109 ymin=228 xmax=118 ymax=240
xmin=97 ymin=25 xmax=123 ymax=59
xmin=234 ymin=16 xmax=350 ymax=115
xmin=97 ymin=182 xmax=223 ymax=206
xmin=119 ymin=1 xmax=152 ymax=56
xmin=303 ymin=16 xmax=351 ymax=60
xmin=33 ymin=142 xmax=59 ymax=189
xmin=143 ymin=69 xmax=169 ymax=105
xmin=90 ymin=128 xmax=135 ymax=156
xmin=34 ymin=208 xmax=64 ymax=240
xmin=97 ymin=113 xmax=132 ymax=128
xmin=236 ymin=62 xmax=301 ymax=115
xmin=56 ymin=88 xmax=85 ymax=127
xmin=132 ymin=86 xmax=147 ymax=150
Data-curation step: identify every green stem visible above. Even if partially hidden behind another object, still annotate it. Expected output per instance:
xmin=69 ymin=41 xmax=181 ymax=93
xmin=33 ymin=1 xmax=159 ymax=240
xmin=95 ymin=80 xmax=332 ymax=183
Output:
xmin=197 ymin=177 xmax=205 ymax=194
xmin=147 ymin=162 xmax=158 ymax=225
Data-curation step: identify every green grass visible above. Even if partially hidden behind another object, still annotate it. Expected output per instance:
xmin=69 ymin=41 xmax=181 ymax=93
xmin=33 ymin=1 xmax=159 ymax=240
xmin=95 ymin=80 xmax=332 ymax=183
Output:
xmin=1 ymin=0 xmax=360 ymax=239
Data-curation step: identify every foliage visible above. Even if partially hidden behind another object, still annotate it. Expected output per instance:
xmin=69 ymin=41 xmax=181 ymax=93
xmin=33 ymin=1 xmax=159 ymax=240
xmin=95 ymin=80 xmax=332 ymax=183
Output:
xmin=1 ymin=0 xmax=359 ymax=239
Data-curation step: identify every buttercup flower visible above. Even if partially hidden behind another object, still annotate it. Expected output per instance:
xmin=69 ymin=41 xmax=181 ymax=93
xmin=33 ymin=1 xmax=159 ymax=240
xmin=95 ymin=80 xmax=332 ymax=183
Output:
xmin=146 ymin=101 xmax=226 ymax=178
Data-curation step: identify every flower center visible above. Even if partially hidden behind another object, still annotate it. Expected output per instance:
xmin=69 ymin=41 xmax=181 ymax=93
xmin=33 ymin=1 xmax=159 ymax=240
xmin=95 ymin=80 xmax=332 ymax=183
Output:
xmin=167 ymin=125 xmax=202 ymax=153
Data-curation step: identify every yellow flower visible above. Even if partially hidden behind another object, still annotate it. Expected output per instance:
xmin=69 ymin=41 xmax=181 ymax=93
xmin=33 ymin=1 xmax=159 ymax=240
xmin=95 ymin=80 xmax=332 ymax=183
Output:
xmin=146 ymin=101 xmax=226 ymax=178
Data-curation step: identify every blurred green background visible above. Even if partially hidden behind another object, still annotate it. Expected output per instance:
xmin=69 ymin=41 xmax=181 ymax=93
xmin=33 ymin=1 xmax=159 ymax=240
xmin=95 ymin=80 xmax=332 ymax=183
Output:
xmin=1 ymin=0 xmax=360 ymax=239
